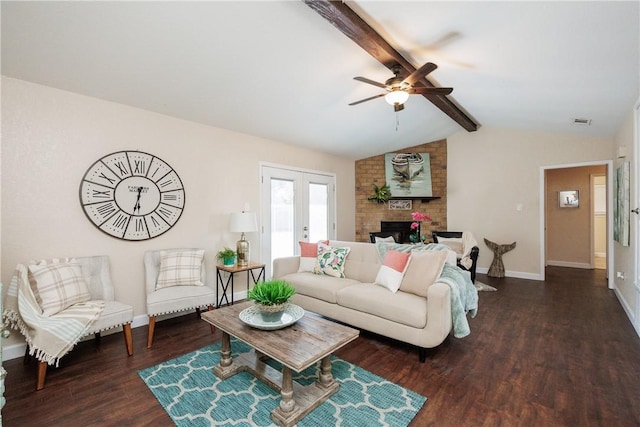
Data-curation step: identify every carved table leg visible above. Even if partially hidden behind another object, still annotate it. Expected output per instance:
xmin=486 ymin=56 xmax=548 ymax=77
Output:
xmin=317 ymin=355 xmax=336 ymax=389
xmin=213 ymin=332 xmax=235 ymax=378
xmin=279 ymin=366 xmax=296 ymax=414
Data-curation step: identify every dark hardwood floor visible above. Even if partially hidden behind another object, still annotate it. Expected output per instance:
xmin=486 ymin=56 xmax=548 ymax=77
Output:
xmin=3 ymin=266 xmax=640 ymax=426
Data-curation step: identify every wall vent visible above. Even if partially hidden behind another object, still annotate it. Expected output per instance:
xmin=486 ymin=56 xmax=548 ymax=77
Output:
xmin=573 ymin=118 xmax=592 ymax=125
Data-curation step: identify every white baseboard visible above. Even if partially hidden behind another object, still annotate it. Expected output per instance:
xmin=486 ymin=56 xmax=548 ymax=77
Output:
xmin=3 ymin=291 xmax=249 ymax=361
xmin=613 ymin=285 xmax=640 ymax=338
xmin=475 ymin=267 xmax=543 ymax=281
xmin=546 ymin=260 xmax=592 ymax=269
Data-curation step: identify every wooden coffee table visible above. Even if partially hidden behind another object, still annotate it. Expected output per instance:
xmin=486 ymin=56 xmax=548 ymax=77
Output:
xmin=201 ymin=301 xmax=359 ymax=427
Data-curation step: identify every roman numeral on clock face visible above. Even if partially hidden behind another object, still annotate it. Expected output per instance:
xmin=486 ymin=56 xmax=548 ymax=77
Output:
xmin=98 ymin=172 xmax=116 ymax=185
xmin=133 ymin=160 xmax=146 ymax=175
xmin=92 ymin=189 xmax=110 ymax=199
xmin=114 ymin=161 xmax=128 ymax=177
xmin=113 ymin=213 xmax=128 ymax=230
xmin=96 ymin=202 xmax=117 ymax=218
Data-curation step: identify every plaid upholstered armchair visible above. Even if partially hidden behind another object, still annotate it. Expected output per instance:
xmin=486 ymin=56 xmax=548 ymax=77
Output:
xmin=144 ymin=248 xmax=215 ymax=348
xmin=4 ymin=256 xmax=133 ymax=390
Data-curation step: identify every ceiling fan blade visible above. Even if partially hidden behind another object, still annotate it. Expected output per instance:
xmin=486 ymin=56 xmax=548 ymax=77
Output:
xmin=402 ymin=62 xmax=438 ymax=87
xmin=408 ymin=86 xmax=453 ymax=95
xmin=348 ymin=93 xmax=385 ymax=106
xmin=353 ymin=76 xmax=387 ymax=89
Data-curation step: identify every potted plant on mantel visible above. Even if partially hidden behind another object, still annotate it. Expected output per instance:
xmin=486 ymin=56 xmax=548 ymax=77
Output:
xmin=216 ymin=247 xmax=236 ymax=266
xmin=247 ymin=280 xmax=296 ymax=323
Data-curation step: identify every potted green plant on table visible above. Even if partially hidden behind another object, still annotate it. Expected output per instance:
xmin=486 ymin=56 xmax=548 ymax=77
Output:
xmin=247 ymin=280 xmax=296 ymax=323
xmin=216 ymin=247 xmax=236 ymax=266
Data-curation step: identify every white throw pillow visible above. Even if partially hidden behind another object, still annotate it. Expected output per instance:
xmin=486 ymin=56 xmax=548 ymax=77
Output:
xmin=156 ymin=249 xmax=205 ymax=289
xmin=28 ymin=259 xmax=91 ymax=316
xmin=375 ymin=236 xmax=396 ymax=243
xmin=374 ymin=249 xmax=411 ymax=293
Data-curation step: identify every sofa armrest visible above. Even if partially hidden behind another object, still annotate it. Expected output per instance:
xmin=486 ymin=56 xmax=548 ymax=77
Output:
xmin=272 ymin=256 xmax=300 ymax=278
xmin=426 ymin=282 xmax=453 ymax=344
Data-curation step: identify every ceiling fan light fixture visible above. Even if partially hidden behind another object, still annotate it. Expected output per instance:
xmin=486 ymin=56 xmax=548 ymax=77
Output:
xmin=385 ymin=89 xmax=409 ymax=106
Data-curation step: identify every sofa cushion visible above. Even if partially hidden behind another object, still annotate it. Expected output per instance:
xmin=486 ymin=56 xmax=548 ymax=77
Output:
xmin=329 ymin=240 xmax=381 ymax=283
xmin=400 ymin=250 xmax=448 ymax=297
xmin=313 ymin=242 xmax=351 ymax=278
xmin=374 ymin=250 xmax=411 ymax=293
xmin=280 ymin=272 xmax=360 ymax=304
xmin=336 ymin=283 xmax=427 ymax=328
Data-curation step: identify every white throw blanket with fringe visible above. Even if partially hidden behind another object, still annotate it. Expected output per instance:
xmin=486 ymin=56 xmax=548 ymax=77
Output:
xmin=460 ymin=231 xmax=479 ymax=270
xmin=3 ymin=264 xmax=104 ymax=366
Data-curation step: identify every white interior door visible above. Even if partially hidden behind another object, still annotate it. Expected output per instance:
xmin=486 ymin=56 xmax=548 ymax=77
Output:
xmin=261 ymin=165 xmax=335 ymax=278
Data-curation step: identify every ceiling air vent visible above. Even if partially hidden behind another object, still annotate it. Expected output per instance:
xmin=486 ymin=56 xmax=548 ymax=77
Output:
xmin=573 ymin=118 xmax=592 ymax=126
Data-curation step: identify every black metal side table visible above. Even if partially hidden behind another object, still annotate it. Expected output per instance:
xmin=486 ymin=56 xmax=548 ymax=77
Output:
xmin=216 ymin=262 xmax=266 ymax=307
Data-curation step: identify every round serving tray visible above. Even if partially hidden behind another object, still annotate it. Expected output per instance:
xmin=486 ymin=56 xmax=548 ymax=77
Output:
xmin=239 ymin=303 xmax=305 ymax=331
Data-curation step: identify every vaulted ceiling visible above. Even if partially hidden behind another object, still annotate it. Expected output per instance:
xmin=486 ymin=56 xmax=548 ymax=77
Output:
xmin=2 ymin=1 xmax=638 ymax=159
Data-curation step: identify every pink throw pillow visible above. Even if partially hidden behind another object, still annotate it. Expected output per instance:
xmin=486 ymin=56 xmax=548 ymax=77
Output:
xmin=298 ymin=240 xmax=329 ymax=272
xmin=374 ymin=249 xmax=411 ymax=293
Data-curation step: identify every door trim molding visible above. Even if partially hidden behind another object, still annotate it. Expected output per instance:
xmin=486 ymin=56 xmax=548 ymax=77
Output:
xmin=539 ymin=160 xmax=614 ymax=287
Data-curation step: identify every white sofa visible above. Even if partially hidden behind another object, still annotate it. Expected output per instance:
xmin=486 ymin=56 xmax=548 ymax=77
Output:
xmin=273 ymin=240 xmax=470 ymax=362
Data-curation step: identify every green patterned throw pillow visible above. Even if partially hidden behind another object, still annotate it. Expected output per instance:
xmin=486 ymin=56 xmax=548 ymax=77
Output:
xmin=313 ymin=242 xmax=351 ymax=278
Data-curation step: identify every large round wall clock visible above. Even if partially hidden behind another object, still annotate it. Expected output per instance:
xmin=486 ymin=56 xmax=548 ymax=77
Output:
xmin=79 ymin=150 xmax=185 ymax=241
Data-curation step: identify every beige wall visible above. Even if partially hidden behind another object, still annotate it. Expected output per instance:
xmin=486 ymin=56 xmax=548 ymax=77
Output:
xmin=447 ymin=127 xmax=613 ymax=279
xmin=1 ymin=77 xmax=356 ymax=348
xmin=545 ymin=165 xmax=606 ymax=268
xmin=612 ymin=109 xmax=637 ymax=324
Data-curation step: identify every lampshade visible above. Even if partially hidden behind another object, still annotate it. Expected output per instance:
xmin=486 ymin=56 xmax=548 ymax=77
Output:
xmin=384 ymin=89 xmax=410 ymax=106
xmin=229 ymin=212 xmax=257 ymax=233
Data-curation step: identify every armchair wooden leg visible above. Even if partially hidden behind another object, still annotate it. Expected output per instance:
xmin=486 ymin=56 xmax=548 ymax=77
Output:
xmin=147 ymin=316 xmax=156 ymax=349
xmin=24 ymin=345 xmax=30 ymax=365
xmin=36 ymin=361 xmax=47 ymax=391
xmin=123 ymin=323 xmax=133 ymax=356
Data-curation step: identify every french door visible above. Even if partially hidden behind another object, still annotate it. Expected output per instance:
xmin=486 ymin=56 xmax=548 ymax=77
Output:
xmin=260 ymin=164 xmax=336 ymax=278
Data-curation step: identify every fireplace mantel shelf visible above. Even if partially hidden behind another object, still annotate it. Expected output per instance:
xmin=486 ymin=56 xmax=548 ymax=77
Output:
xmin=390 ymin=196 xmax=441 ymax=203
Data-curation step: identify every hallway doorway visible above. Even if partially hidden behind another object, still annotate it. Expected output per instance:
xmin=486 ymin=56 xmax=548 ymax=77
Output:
xmin=541 ymin=160 xmax=613 ymax=287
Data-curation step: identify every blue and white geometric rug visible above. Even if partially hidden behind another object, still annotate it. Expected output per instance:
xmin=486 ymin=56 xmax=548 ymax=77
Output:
xmin=138 ymin=339 xmax=427 ymax=426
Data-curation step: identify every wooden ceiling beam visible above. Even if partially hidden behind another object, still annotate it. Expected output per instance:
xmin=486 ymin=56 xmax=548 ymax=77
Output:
xmin=303 ymin=0 xmax=478 ymax=132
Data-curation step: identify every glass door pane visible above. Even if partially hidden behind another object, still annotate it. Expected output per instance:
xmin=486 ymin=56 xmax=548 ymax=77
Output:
xmin=270 ymin=178 xmax=295 ymax=261
xmin=307 ymin=182 xmax=329 ymax=243
xmin=261 ymin=165 xmax=335 ymax=279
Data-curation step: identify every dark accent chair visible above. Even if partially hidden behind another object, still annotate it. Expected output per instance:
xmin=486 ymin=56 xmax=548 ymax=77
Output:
xmin=369 ymin=231 xmax=402 ymax=243
xmin=432 ymin=231 xmax=479 ymax=283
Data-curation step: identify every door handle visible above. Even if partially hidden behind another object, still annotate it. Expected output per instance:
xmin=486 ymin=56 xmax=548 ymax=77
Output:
xmin=632 ymin=208 xmax=639 ymax=214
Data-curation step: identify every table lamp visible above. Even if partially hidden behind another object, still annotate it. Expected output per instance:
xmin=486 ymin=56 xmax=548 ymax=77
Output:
xmin=229 ymin=212 xmax=258 ymax=267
